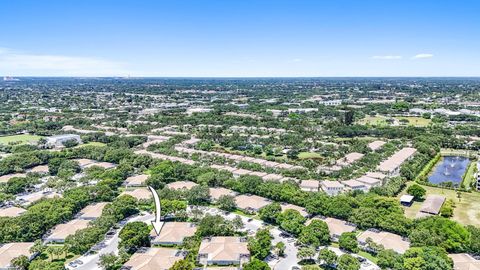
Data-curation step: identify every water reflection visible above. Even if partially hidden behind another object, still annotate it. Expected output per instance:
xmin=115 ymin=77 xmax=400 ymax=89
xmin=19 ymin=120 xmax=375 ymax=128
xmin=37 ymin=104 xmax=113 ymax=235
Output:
xmin=428 ymin=156 xmax=470 ymax=185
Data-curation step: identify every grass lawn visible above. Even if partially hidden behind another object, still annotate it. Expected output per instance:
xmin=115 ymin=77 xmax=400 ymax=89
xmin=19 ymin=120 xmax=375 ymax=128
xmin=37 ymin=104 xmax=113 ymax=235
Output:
xmin=0 ymin=134 xmax=43 ymax=145
xmin=298 ymin=152 xmax=322 ymax=159
xmin=395 ymin=116 xmax=431 ymax=127
xmin=357 ymin=115 xmax=387 ymax=125
xmin=462 ymin=161 xmax=478 ymax=190
xmin=399 ymin=182 xmax=480 ymax=226
xmin=76 ymin=141 xmax=106 ymax=148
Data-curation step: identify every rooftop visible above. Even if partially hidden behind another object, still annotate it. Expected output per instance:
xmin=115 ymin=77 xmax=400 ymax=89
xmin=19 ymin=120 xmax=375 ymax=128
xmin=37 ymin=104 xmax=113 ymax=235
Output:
xmin=47 ymin=219 xmax=90 ymax=241
xmin=123 ymin=247 xmax=186 ymax=270
xmin=78 ymin=202 xmax=108 ymax=219
xmin=0 ymin=206 xmax=26 ymax=217
xmin=151 ymin=222 xmax=197 ymax=244
xmin=234 ymin=194 xmax=270 ymax=211
xmin=166 ymin=181 xmax=198 ymax=191
xmin=0 ymin=242 xmax=34 ymax=269
xmin=198 ymin=236 xmax=249 ymax=262
xmin=358 ymin=230 xmax=410 ymax=254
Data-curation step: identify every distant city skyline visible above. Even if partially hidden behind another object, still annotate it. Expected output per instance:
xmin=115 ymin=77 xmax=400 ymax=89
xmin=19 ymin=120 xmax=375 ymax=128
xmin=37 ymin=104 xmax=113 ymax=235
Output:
xmin=1 ymin=0 xmax=479 ymax=77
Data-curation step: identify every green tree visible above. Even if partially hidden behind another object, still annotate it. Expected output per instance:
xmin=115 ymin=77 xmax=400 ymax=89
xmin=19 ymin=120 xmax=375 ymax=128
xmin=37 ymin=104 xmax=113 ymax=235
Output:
xmin=337 ymin=254 xmax=360 ymax=270
xmin=377 ymin=249 xmax=404 ymax=270
xmin=298 ymin=219 xmax=330 ymax=248
xmin=275 ymin=241 xmax=286 ymax=257
xmin=119 ymin=221 xmax=150 ymax=254
xmin=258 ymin=202 xmax=282 ymax=224
xmin=276 ymin=209 xmax=306 ymax=236
xmin=298 ymin=246 xmax=316 ymax=261
xmin=248 ymin=228 xmax=272 ymax=260
xmin=243 ymin=258 xmax=270 ymax=270
xmin=318 ymin=248 xmax=337 ymax=267
xmin=217 ymin=195 xmax=237 ymax=212
xmin=403 ymin=246 xmax=453 ymax=270
xmin=169 ymin=259 xmax=194 ymax=270
xmin=98 ymin=253 xmax=119 ymax=270
xmin=338 ymin=232 xmax=359 ymax=253
xmin=10 ymin=255 xmax=30 ymax=270
xmin=407 ymin=184 xmax=426 ymax=200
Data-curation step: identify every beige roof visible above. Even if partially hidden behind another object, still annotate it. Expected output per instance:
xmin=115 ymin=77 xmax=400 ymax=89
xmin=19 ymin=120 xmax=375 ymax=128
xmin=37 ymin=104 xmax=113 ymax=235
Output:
xmin=29 ymin=165 xmax=49 ymax=173
xmin=0 ymin=173 xmax=27 ymax=183
xmin=337 ymin=152 xmax=364 ymax=166
xmin=235 ymin=194 xmax=270 ymax=211
xmin=419 ymin=195 xmax=445 ymax=215
xmin=166 ymin=181 xmax=198 ymax=190
xmin=300 ymin=180 xmax=320 ymax=189
xmin=84 ymin=161 xmax=116 ymax=169
xmin=121 ymin=188 xmax=152 ymax=201
xmin=232 ymin=169 xmax=251 ymax=176
xmin=74 ymin=158 xmax=97 ymax=167
xmin=358 ymin=230 xmax=410 ymax=254
xmin=0 ymin=206 xmax=26 ymax=217
xmin=368 ymin=140 xmax=386 ymax=151
xmin=198 ymin=237 xmax=249 ymax=262
xmin=79 ymin=202 xmax=108 ymax=219
xmin=48 ymin=219 xmax=90 ymax=241
xmin=0 ymin=242 xmax=34 ymax=268
xmin=321 ymin=180 xmax=345 ymax=189
xmin=449 ymin=253 xmax=480 ymax=270
xmin=365 ymin=171 xmax=387 ymax=180
xmin=377 ymin=147 xmax=417 ymax=173
xmin=209 ymin=187 xmax=236 ymax=201
xmin=123 ymin=247 xmax=186 ymax=270
xmin=307 ymin=217 xmax=356 ymax=237
xmin=355 ymin=176 xmax=382 ymax=186
xmin=151 ymin=222 xmax=197 ymax=244
xmin=262 ymin=173 xmax=284 ymax=182
xmin=341 ymin=179 xmax=366 ymax=188
xmin=281 ymin=204 xmax=308 ymax=217
xmin=125 ymin=174 xmax=149 ymax=186
xmin=21 ymin=191 xmax=62 ymax=205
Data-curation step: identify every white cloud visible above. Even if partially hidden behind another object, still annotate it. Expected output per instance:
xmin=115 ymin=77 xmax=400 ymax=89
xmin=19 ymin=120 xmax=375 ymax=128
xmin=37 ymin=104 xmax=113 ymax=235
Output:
xmin=412 ymin=53 xmax=434 ymax=59
xmin=0 ymin=47 xmax=128 ymax=76
xmin=372 ymin=55 xmax=402 ymax=60
xmin=291 ymin=58 xmax=303 ymax=62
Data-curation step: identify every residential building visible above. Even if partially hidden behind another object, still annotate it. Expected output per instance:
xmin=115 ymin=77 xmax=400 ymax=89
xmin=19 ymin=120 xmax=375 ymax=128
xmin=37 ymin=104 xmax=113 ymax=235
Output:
xmin=417 ymin=195 xmax=446 ymax=218
xmin=321 ymin=181 xmax=344 ymax=196
xmin=120 ymin=188 xmax=152 ymax=201
xmin=377 ymin=147 xmax=417 ymax=176
xmin=150 ymin=222 xmax=197 ymax=245
xmin=45 ymin=134 xmax=82 ymax=148
xmin=209 ymin=187 xmax=236 ymax=202
xmin=166 ymin=181 xmax=198 ymax=191
xmin=0 ymin=206 xmax=26 ymax=217
xmin=300 ymin=180 xmax=320 ymax=192
xmin=45 ymin=219 xmax=90 ymax=243
xmin=234 ymin=194 xmax=270 ymax=213
xmin=124 ymin=174 xmax=149 ymax=187
xmin=308 ymin=217 xmax=356 ymax=241
xmin=448 ymin=253 xmax=480 ymax=270
xmin=198 ymin=237 xmax=250 ymax=266
xmin=0 ymin=242 xmax=36 ymax=270
xmin=78 ymin=202 xmax=108 ymax=220
xmin=358 ymin=229 xmax=410 ymax=254
xmin=123 ymin=247 xmax=187 ymax=270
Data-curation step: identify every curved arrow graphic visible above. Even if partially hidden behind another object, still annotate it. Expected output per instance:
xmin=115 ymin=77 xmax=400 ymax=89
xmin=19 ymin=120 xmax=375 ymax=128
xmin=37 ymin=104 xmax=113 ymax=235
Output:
xmin=148 ymin=186 xmax=164 ymax=235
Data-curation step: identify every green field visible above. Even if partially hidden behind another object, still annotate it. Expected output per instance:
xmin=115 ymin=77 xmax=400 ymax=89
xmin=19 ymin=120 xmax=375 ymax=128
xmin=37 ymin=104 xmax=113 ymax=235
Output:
xmin=0 ymin=134 xmax=43 ymax=145
xmin=399 ymin=182 xmax=480 ymax=226
xmin=76 ymin=141 xmax=106 ymax=148
xmin=358 ymin=115 xmax=431 ymax=127
xmin=395 ymin=116 xmax=431 ymax=127
xmin=298 ymin=152 xmax=323 ymax=159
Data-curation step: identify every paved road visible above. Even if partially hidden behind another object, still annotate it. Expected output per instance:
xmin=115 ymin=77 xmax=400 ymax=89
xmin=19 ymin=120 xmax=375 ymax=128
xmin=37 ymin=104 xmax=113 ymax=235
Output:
xmin=68 ymin=212 xmax=154 ymax=270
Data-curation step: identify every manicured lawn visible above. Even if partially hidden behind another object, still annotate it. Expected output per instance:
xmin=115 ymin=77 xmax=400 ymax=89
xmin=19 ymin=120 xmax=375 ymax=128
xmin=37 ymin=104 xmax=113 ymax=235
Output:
xmin=0 ymin=134 xmax=43 ymax=145
xmin=399 ymin=182 xmax=480 ymax=226
xmin=357 ymin=115 xmax=387 ymax=125
xmin=395 ymin=116 xmax=431 ymax=127
xmin=298 ymin=152 xmax=322 ymax=159
xmin=76 ymin=141 xmax=106 ymax=148
xmin=462 ymin=161 xmax=478 ymax=190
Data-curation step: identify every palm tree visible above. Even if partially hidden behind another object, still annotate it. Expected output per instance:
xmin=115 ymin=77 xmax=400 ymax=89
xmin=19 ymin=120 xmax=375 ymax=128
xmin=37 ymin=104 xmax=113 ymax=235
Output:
xmin=11 ymin=255 xmax=30 ymax=270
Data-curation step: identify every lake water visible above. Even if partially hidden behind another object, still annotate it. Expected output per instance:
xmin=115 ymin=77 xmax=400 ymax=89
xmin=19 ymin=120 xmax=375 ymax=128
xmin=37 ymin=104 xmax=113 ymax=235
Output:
xmin=428 ymin=156 xmax=471 ymax=185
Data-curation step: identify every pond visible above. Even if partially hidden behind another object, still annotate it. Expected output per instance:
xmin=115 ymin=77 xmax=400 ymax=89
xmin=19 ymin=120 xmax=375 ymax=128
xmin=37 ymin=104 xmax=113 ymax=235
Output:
xmin=428 ymin=156 xmax=471 ymax=185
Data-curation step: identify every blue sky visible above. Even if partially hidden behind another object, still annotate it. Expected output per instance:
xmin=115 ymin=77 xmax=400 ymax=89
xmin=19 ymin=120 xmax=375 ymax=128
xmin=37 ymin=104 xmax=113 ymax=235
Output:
xmin=1 ymin=0 xmax=479 ymax=77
